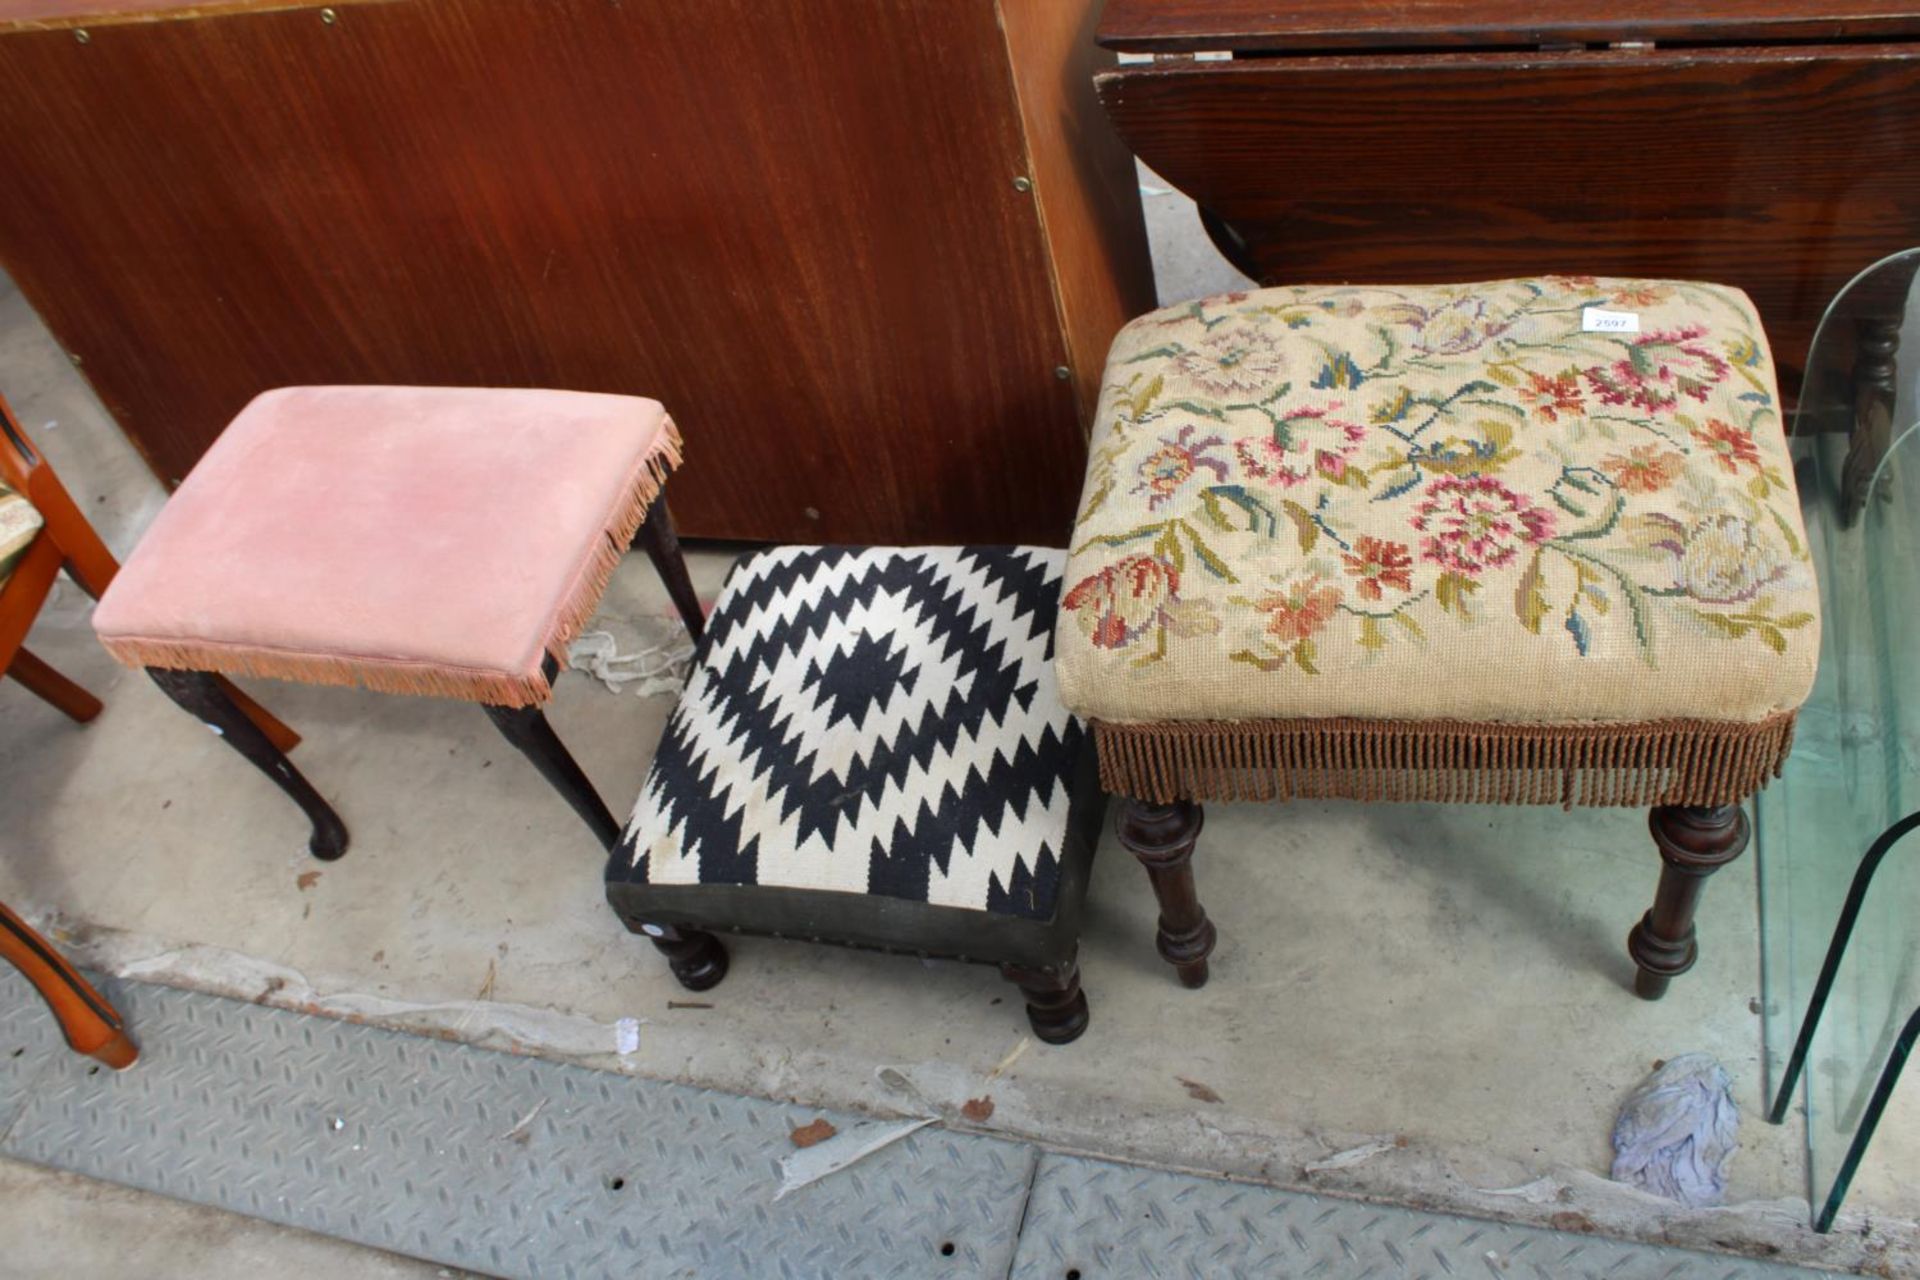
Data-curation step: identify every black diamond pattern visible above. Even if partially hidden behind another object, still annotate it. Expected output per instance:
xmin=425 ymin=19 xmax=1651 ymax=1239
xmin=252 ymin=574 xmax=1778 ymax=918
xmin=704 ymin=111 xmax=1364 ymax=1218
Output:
xmin=618 ymin=546 xmax=1083 ymax=920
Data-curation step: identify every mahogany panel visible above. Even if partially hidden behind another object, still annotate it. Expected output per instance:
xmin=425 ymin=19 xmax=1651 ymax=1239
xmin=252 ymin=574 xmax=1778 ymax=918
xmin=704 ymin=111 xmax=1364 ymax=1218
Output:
xmin=1000 ymin=0 xmax=1156 ymax=424
xmin=1099 ymin=0 xmax=1920 ymax=53
xmin=0 ymin=0 xmax=1089 ymax=543
xmin=1097 ymin=46 xmax=1920 ymax=391
xmin=0 ymin=0 xmax=367 ymax=29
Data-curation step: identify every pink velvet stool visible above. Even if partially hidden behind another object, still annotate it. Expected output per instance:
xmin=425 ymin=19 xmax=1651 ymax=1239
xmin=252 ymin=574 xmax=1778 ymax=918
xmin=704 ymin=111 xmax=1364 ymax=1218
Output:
xmin=92 ymin=385 xmax=721 ymax=979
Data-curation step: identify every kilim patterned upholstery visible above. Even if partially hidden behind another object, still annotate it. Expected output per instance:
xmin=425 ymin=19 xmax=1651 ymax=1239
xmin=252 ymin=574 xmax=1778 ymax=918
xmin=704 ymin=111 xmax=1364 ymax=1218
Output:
xmin=618 ymin=546 xmax=1090 ymax=921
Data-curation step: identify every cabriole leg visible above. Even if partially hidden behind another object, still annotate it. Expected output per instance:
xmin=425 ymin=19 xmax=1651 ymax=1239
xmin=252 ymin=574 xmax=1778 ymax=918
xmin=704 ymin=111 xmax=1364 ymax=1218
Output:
xmin=147 ymin=668 xmax=348 ymax=861
xmin=632 ymin=499 xmax=705 ymax=644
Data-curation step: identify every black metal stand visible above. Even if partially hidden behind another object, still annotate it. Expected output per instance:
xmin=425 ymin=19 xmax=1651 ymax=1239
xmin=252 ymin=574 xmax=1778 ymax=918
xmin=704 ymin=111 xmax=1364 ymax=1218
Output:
xmin=1765 ymin=810 xmax=1920 ymax=1232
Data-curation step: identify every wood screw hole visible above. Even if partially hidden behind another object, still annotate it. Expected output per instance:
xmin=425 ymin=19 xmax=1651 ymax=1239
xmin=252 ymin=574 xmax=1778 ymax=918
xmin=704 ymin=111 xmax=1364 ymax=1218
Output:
xmin=606 ymin=1175 xmax=625 ymax=1191
xmin=939 ymin=1241 xmax=955 ymax=1257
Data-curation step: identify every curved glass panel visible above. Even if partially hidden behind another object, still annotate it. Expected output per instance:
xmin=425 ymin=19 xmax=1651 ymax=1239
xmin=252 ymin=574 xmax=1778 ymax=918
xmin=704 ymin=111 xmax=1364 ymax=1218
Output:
xmin=1757 ymin=247 xmax=1920 ymax=1228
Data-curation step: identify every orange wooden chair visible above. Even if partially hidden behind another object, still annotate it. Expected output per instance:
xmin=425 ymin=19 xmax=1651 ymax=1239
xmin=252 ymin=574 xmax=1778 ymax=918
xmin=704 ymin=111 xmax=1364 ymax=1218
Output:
xmin=0 ymin=390 xmax=297 ymax=1069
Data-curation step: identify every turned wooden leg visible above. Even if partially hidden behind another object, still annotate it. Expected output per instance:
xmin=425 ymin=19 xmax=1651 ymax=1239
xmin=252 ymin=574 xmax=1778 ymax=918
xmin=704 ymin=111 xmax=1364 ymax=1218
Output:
xmin=618 ymin=914 xmax=730 ymax=992
xmin=1116 ymin=797 xmax=1217 ymax=989
xmin=0 ymin=901 xmax=137 ymax=1069
xmin=1629 ymin=804 xmax=1749 ymax=1000
xmin=7 ymin=647 xmax=102 ymax=722
xmin=147 ymin=668 xmax=348 ymax=861
xmin=1001 ymin=957 xmax=1090 ymax=1045
xmin=632 ymin=498 xmax=705 ymax=644
xmin=481 ymin=700 xmax=622 ymax=851
xmin=1841 ymin=314 xmax=1901 ymax=525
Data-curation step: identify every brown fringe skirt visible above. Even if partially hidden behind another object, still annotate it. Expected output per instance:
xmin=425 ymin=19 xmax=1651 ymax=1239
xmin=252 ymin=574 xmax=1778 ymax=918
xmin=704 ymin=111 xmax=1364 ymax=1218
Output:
xmin=100 ymin=419 xmax=684 ymax=709
xmin=1093 ymin=710 xmax=1797 ymax=809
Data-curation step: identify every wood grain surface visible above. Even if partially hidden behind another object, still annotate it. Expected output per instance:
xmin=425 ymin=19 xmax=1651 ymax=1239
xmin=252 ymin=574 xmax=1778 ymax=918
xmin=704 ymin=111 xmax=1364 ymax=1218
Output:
xmin=0 ymin=0 xmax=378 ymax=32
xmin=0 ymin=0 xmax=1139 ymax=543
xmin=1000 ymin=0 xmax=1156 ymax=425
xmin=1099 ymin=0 xmax=1920 ymax=52
xmin=1098 ymin=45 xmax=1920 ymax=392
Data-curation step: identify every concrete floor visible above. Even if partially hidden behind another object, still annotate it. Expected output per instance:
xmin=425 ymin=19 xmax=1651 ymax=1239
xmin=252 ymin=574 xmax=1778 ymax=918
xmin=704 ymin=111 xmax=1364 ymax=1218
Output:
xmin=0 ymin=180 xmax=1915 ymax=1276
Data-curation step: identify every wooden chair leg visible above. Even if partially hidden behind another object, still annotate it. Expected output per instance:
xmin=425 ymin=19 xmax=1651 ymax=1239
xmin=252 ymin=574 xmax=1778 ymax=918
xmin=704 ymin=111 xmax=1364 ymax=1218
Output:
xmin=482 ymin=699 xmax=623 ymax=850
xmin=6 ymin=647 xmax=102 ymax=722
xmin=632 ymin=498 xmax=705 ymax=643
xmin=1629 ymin=804 xmax=1749 ymax=999
xmin=1840 ymin=314 xmax=1901 ymax=525
xmin=0 ymin=902 xmax=136 ymax=1069
xmin=147 ymin=668 xmax=348 ymax=861
xmin=483 ymin=669 xmax=733 ymax=991
xmin=1001 ymin=957 xmax=1090 ymax=1045
xmin=1116 ymin=796 xmax=1216 ymax=989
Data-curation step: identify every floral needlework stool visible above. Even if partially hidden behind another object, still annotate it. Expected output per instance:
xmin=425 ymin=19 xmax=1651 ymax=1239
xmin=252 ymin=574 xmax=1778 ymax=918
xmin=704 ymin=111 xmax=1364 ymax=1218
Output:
xmin=1054 ymin=278 xmax=1821 ymax=997
xmin=606 ymin=546 xmax=1103 ymax=1043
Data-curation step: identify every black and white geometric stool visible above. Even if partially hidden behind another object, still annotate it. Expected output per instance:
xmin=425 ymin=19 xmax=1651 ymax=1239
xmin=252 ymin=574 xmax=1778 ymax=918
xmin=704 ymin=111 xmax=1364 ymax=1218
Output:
xmin=606 ymin=546 xmax=1103 ymax=1044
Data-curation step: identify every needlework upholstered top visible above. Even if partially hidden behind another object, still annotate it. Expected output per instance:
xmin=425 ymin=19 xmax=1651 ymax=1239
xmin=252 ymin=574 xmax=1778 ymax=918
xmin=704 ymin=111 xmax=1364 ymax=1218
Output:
xmin=621 ymin=546 xmax=1085 ymax=920
xmin=92 ymin=386 xmax=682 ymax=707
xmin=0 ymin=481 xmax=40 ymax=591
xmin=1056 ymin=278 xmax=1820 ymax=807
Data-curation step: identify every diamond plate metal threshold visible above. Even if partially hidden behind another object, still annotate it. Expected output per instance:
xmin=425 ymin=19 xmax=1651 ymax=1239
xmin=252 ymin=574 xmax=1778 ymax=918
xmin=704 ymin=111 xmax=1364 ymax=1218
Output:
xmin=0 ymin=971 xmax=1823 ymax=1280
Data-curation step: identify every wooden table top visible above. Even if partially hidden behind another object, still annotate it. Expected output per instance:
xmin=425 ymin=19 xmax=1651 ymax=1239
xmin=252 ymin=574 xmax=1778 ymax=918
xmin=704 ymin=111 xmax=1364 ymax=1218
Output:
xmin=1098 ymin=0 xmax=1920 ymax=52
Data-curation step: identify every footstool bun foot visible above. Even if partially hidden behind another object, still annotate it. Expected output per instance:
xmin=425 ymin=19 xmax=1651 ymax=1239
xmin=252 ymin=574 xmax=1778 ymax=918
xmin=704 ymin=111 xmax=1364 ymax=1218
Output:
xmin=1002 ymin=961 xmax=1090 ymax=1045
xmin=1628 ymin=804 xmax=1749 ymax=1001
xmin=628 ymin=921 xmax=730 ymax=992
xmin=1116 ymin=798 xmax=1216 ymax=989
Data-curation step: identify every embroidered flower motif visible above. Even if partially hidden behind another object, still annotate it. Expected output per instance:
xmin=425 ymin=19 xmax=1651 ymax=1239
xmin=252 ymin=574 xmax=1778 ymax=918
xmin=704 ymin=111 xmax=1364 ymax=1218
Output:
xmin=1517 ymin=370 xmax=1585 ymax=423
xmin=1601 ymin=444 xmax=1687 ymax=494
xmin=1253 ymin=574 xmax=1343 ymax=642
xmin=1061 ymin=555 xmax=1180 ymax=649
xmin=1411 ymin=476 xmax=1555 ymax=576
xmin=1410 ymin=434 xmax=1510 ymax=476
xmin=1133 ymin=426 xmax=1229 ymax=509
xmin=1168 ymin=323 xmax=1290 ymax=398
xmin=1611 ymin=283 xmax=1673 ymax=307
xmin=1583 ymin=326 xmax=1730 ymax=414
xmin=1233 ymin=406 xmax=1366 ymax=488
xmin=1312 ymin=352 xmax=1365 ymax=390
xmin=1075 ymin=279 xmax=1813 ymax=680
xmin=1646 ymin=514 xmax=1790 ymax=605
xmin=1410 ymin=296 xmax=1511 ymax=356
xmin=1341 ymin=536 xmax=1414 ymax=601
xmin=1690 ymin=418 xmax=1762 ymax=474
